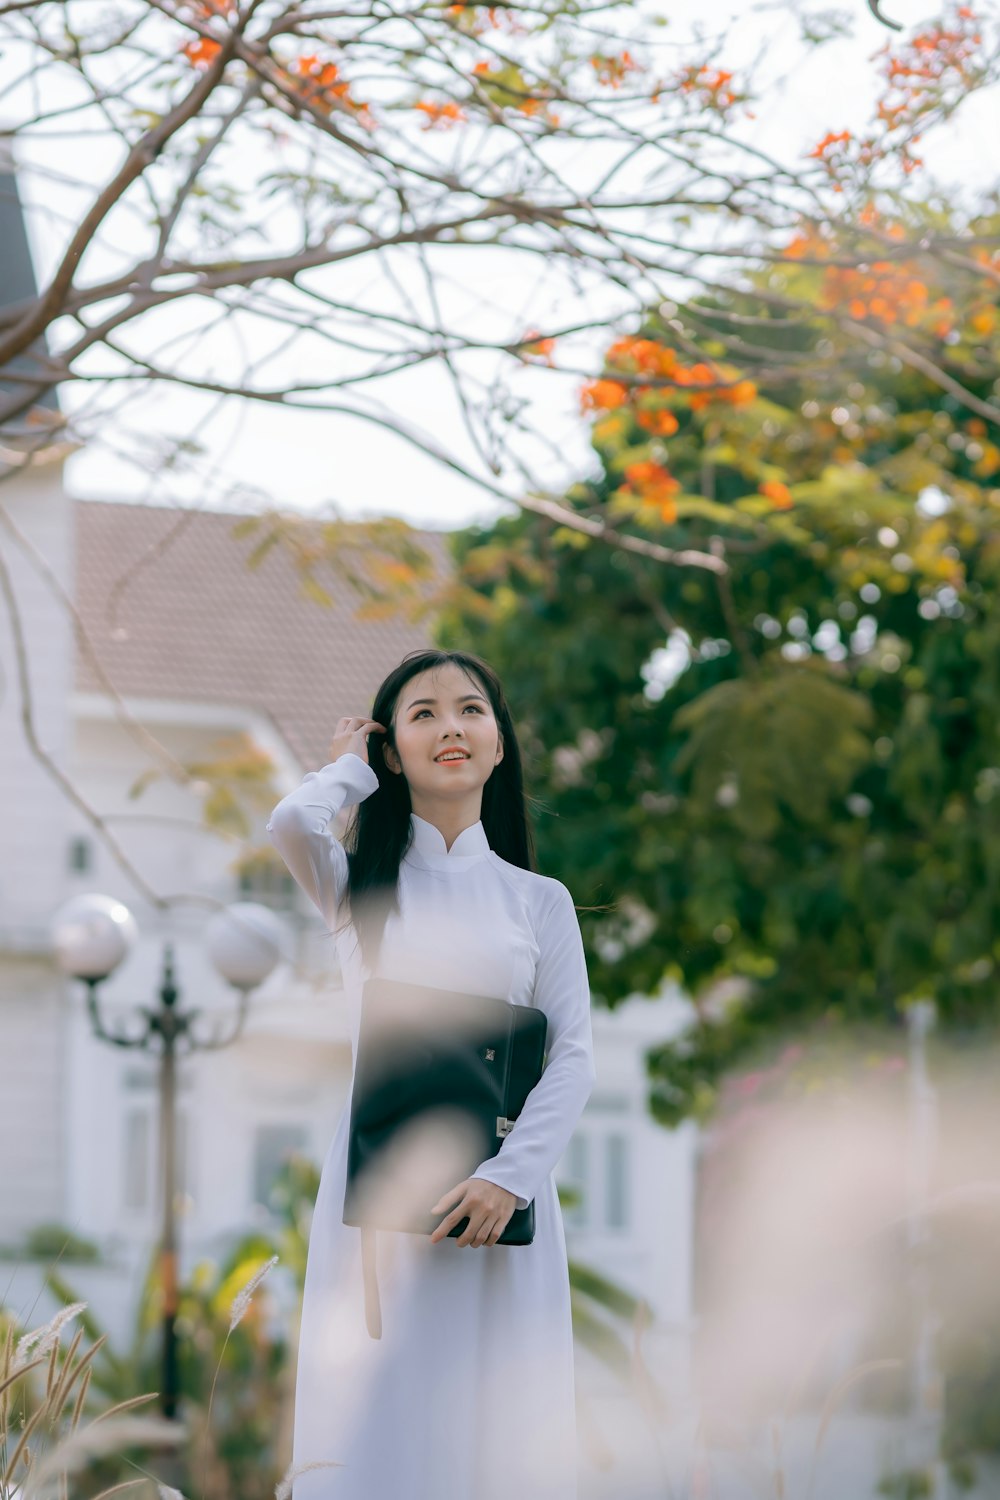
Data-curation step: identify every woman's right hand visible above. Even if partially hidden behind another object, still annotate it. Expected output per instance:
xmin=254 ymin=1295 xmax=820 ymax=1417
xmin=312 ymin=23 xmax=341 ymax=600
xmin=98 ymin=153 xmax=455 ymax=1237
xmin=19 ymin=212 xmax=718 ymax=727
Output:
xmin=329 ymin=717 xmax=387 ymax=768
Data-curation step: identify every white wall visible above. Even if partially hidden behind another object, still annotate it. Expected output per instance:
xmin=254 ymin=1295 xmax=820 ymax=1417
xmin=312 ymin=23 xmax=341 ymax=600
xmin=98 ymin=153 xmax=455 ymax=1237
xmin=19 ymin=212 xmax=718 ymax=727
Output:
xmin=0 ymin=957 xmax=67 ymax=1241
xmin=0 ymin=462 xmax=74 ymax=1241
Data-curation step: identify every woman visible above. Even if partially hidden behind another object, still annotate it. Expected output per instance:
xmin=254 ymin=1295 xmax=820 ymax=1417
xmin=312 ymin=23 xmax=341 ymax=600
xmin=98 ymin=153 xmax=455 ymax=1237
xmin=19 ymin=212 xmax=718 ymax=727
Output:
xmin=267 ymin=648 xmax=597 ymax=1499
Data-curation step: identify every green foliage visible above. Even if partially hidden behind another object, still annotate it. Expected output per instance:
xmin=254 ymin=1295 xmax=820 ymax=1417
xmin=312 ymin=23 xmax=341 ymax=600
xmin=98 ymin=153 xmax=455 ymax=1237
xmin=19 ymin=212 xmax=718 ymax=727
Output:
xmin=436 ymin=203 xmax=1000 ymax=1116
xmin=16 ymin=1225 xmax=101 ymax=1264
xmin=672 ymin=666 xmax=874 ymax=838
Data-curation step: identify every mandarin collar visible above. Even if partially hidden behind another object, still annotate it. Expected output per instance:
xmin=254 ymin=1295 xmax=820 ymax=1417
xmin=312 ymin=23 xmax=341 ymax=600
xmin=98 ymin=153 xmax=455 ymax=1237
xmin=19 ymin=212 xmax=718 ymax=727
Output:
xmin=406 ymin=811 xmax=491 ymax=868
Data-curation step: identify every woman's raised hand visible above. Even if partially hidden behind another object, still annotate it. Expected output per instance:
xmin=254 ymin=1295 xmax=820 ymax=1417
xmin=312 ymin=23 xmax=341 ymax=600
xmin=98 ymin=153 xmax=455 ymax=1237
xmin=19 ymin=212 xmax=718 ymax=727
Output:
xmin=329 ymin=717 xmax=387 ymax=768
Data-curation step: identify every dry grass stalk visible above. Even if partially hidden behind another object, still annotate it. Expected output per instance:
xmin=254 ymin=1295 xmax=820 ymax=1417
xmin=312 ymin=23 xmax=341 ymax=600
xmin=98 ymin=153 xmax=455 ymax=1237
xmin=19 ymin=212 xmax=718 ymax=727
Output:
xmin=229 ymin=1255 xmax=278 ymax=1334
xmin=274 ymin=1458 xmax=344 ymax=1499
xmin=198 ymin=1253 xmax=281 ymax=1500
xmin=88 ymin=1482 xmax=152 ymax=1500
xmin=12 ymin=1304 xmax=88 ymax=1373
xmin=1 ymin=1303 xmax=182 ymax=1500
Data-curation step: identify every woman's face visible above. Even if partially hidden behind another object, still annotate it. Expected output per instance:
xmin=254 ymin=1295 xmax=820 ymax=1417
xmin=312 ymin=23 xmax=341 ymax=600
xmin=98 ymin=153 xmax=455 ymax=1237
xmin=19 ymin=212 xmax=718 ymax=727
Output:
xmin=383 ymin=662 xmax=503 ymax=805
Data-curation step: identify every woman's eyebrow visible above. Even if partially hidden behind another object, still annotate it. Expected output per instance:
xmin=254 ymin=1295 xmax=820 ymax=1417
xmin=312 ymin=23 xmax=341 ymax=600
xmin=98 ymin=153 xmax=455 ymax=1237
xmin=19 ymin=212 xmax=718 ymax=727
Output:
xmin=405 ymin=693 xmax=488 ymax=711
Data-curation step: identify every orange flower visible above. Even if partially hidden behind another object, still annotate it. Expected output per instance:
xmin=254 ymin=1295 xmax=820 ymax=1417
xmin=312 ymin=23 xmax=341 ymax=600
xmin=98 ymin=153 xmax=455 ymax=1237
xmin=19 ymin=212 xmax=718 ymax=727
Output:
xmin=674 ymin=360 xmax=723 ymax=409
xmin=760 ymin=480 xmax=793 ymax=510
xmin=451 ymin=4 xmax=524 ymax=34
xmin=677 ymin=64 xmax=738 ymax=111
xmin=876 ymin=8 xmax=981 ymax=136
xmin=820 ymin=260 xmax=938 ymax=329
xmin=606 ymin=336 xmax=678 ymax=377
xmin=622 ymin=461 xmax=681 ymax=522
xmin=626 ymin=462 xmax=680 ymax=497
xmin=636 ymin=408 xmax=680 ymax=436
xmin=809 ymin=129 xmax=851 ymax=159
xmin=781 ymin=224 xmax=832 ymax=260
xmin=181 ymin=36 xmax=222 ymax=66
xmin=723 ymin=379 xmax=757 ymax=405
xmin=521 ymin=329 xmax=556 ymax=365
xmin=415 ymin=100 xmax=467 ymax=128
xmin=287 ymin=54 xmax=359 ymax=112
xmin=581 ymin=380 xmax=629 ymax=413
xmin=590 ymin=50 xmax=642 ymax=88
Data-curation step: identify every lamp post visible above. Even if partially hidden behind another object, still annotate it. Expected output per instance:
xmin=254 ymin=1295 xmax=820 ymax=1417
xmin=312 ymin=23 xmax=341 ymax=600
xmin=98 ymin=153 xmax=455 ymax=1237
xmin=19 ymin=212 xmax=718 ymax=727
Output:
xmin=49 ymin=895 xmax=288 ymax=1422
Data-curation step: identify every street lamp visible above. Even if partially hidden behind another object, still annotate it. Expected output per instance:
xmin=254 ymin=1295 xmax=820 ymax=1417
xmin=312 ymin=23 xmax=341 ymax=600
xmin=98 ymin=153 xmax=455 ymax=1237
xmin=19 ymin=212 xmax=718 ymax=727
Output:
xmin=49 ymin=894 xmax=289 ymax=1422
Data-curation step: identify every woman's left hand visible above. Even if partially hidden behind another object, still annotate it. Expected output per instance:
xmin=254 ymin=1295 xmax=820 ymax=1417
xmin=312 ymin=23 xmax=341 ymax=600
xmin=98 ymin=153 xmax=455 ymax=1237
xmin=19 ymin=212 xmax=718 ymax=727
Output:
xmin=429 ymin=1178 xmax=518 ymax=1247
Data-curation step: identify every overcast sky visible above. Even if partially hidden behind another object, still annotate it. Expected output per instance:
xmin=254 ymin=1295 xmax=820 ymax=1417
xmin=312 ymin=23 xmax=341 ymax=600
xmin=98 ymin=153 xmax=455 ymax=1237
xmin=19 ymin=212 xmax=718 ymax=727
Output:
xmin=10 ymin=0 xmax=999 ymax=532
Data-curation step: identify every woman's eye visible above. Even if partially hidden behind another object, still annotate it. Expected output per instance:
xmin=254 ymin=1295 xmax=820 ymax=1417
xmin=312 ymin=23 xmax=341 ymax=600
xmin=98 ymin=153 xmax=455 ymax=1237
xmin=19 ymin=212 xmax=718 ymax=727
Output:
xmin=414 ymin=706 xmax=482 ymax=718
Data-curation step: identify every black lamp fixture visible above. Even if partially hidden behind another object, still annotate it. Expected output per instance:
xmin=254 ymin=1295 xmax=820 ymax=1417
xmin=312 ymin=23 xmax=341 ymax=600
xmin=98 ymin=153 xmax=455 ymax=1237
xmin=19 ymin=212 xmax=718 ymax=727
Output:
xmin=49 ymin=894 xmax=290 ymax=1423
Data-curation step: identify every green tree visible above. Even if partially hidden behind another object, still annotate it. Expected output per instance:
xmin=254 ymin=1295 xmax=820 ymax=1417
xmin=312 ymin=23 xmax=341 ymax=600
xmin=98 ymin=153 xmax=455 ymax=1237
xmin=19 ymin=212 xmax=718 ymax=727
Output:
xmin=434 ymin=200 xmax=1000 ymax=1123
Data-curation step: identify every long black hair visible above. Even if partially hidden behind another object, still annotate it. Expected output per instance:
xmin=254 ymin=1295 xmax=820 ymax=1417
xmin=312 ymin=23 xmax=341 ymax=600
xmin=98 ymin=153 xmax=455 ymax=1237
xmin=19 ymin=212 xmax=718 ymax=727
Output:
xmin=331 ymin=649 xmax=540 ymax=973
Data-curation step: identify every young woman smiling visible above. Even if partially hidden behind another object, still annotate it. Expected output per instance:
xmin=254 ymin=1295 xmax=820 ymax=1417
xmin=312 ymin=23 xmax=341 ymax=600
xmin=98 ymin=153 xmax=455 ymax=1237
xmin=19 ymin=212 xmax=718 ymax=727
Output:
xmin=267 ymin=648 xmax=597 ymax=1500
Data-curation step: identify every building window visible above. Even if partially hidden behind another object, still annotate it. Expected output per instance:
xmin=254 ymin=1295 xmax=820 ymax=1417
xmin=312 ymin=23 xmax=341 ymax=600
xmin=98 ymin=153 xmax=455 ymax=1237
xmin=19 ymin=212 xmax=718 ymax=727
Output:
xmin=68 ymin=837 xmax=92 ymax=873
xmin=560 ymin=1133 xmax=590 ymax=1230
xmin=559 ymin=1127 xmax=631 ymax=1234
xmin=253 ymin=1123 xmax=309 ymax=1211
xmin=604 ymin=1131 xmax=629 ymax=1231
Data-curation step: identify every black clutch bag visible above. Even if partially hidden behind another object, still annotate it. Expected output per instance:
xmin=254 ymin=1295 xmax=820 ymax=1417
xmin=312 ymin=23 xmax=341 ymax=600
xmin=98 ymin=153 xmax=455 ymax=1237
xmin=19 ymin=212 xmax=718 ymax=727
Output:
xmin=343 ymin=976 xmax=547 ymax=1247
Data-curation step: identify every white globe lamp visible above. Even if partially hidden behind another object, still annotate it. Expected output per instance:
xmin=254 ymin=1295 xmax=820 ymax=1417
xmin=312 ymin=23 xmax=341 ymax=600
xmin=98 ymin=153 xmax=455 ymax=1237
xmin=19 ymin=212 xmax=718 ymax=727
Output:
xmin=49 ymin=893 xmax=139 ymax=981
xmin=204 ymin=901 xmax=288 ymax=990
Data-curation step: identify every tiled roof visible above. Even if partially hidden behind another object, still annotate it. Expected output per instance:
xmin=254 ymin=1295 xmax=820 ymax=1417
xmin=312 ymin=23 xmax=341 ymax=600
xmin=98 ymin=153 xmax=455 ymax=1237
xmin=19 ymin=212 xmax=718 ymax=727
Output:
xmin=74 ymin=498 xmax=458 ymax=769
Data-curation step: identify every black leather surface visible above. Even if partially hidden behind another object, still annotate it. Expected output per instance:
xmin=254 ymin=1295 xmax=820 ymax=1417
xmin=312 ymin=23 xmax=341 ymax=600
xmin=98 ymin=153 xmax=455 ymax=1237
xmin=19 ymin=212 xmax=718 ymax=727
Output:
xmin=343 ymin=976 xmax=547 ymax=1245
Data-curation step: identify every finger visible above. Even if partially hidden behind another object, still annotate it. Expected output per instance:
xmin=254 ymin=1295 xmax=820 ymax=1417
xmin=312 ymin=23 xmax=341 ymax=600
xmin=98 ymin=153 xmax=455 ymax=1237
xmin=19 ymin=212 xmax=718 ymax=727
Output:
xmin=429 ymin=1203 xmax=466 ymax=1243
xmin=430 ymin=1184 xmax=467 ymax=1216
xmin=461 ymin=1215 xmax=492 ymax=1249
xmin=452 ymin=1210 xmax=478 ymax=1247
xmin=477 ymin=1218 xmax=501 ymax=1248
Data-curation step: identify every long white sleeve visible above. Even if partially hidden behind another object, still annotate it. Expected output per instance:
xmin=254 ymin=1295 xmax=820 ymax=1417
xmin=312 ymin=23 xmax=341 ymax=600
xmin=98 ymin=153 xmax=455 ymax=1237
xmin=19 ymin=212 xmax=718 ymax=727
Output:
xmin=266 ymin=752 xmax=379 ymax=930
xmin=470 ymin=881 xmax=597 ymax=1211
